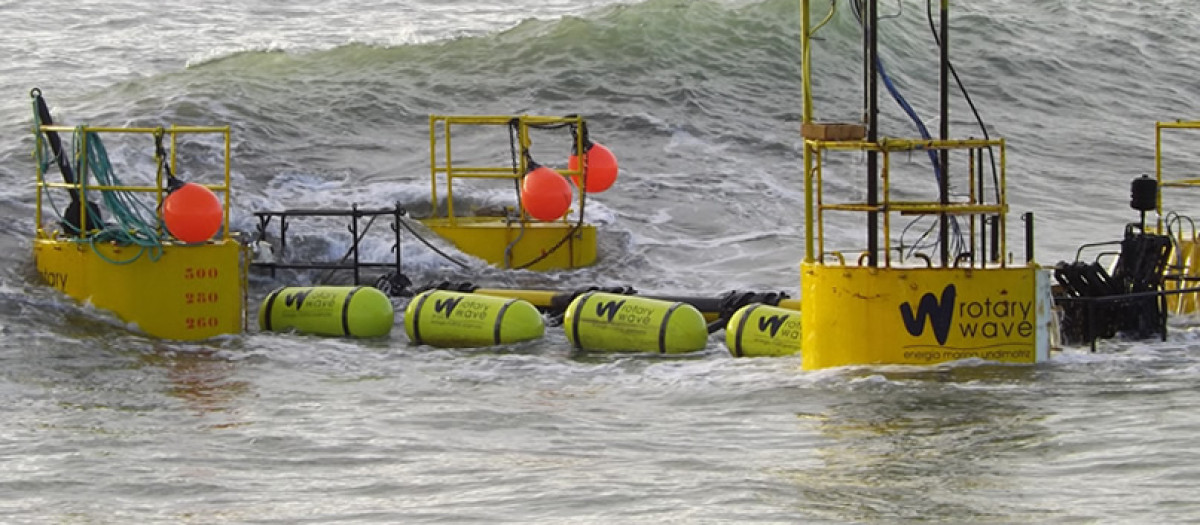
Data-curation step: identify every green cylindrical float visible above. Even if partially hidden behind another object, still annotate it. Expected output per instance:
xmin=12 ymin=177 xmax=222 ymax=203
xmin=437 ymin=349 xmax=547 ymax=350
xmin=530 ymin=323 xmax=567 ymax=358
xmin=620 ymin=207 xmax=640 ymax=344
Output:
xmin=259 ymin=286 xmax=394 ymax=338
xmin=404 ymin=290 xmax=544 ymax=347
xmin=724 ymin=303 xmax=802 ymax=357
xmin=564 ymin=291 xmax=709 ymax=354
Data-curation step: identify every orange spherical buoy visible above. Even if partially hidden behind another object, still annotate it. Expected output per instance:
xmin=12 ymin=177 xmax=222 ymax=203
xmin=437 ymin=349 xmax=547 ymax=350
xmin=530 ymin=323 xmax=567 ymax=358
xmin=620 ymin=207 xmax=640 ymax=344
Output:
xmin=521 ymin=165 xmax=573 ymax=221
xmin=567 ymin=141 xmax=618 ymax=193
xmin=162 ymin=182 xmax=223 ymax=243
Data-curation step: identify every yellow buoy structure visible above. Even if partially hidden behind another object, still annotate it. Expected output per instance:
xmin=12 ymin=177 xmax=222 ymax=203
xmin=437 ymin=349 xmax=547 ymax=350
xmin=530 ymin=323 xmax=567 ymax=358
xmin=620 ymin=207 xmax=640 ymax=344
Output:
xmin=259 ymin=286 xmax=395 ymax=338
xmin=404 ymin=290 xmax=544 ymax=347
xmin=30 ymin=91 xmax=245 ymax=341
xmin=724 ymin=303 xmax=802 ymax=357
xmin=797 ymin=1 xmax=1052 ymax=369
xmin=419 ymin=115 xmax=600 ymax=271
xmin=564 ymin=292 xmax=709 ymax=354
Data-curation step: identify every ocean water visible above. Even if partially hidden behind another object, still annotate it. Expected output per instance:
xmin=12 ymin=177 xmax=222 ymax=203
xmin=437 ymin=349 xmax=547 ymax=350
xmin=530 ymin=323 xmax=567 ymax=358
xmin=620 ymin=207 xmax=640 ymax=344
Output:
xmin=3 ymin=0 xmax=1200 ymax=523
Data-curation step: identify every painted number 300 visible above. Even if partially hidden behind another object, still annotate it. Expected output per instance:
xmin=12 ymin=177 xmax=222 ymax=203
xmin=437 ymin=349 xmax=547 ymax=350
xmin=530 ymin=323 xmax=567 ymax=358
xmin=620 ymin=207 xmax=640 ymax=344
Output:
xmin=184 ymin=267 xmax=219 ymax=279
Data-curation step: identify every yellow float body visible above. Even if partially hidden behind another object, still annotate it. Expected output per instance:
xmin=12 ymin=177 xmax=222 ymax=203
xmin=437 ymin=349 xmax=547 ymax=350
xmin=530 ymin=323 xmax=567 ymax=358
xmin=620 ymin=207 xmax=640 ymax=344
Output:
xmin=724 ymin=303 xmax=802 ymax=357
xmin=404 ymin=290 xmax=544 ymax=347
xmin=259 ymin=286 xmax=394 ymax=338
xmin=564 ymin=292 xmax=709 ymax=354
xmin=800 ymin=263 xmax=1052 ymax=370
xmin=33 ymin=237 xmax=244 ymax=340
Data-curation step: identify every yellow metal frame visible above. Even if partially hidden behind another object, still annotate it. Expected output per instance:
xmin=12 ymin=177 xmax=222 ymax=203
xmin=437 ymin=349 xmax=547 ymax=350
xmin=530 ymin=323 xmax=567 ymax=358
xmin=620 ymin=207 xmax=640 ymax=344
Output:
xmin=34 ymin=125 xmax=234 ymax=241
xmin=805 ymin=137 xmax=1009 ymax=267
xmin=799 ymin=1 xmax=1009 ymax=268
xmin=1153 ymin=120 xmax=1200 ymax=214
xmin=797 ymin=0 xmax=1048 ymax=369
xmin=1153 ymin=120 xmax=1200 ymax=313
xmin=427 ymin=114 xmax=587 ymax=225
xmin=31 ymin=123 xmax=246 ymax=340
xmin=420 ymin=115 xmax=597 ymax=270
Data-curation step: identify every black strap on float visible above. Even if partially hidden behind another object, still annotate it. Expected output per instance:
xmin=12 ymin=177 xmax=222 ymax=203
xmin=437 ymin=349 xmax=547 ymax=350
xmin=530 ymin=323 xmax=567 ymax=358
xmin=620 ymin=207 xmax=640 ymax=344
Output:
xmin=340 ymin=287 xmax=363 ymax=337
xmin=260 ymin=287 xmax=285 ymax=331
xmin=567 ymin=291 xmax=592 ymax=351
xmin=406 ymin=282 xmax=478 ymax=344
xmin=32 ymin=88 xmax=103 ymax=232
xmin=657 ymin=301 xmax=686 ymax=354
xmin=729 ymin=303 xmax=763 ymax=358
xmin=408 ymin=290 xmax=434 ymax=345
xmin=493 ymin=299 xmax=517 ymax=345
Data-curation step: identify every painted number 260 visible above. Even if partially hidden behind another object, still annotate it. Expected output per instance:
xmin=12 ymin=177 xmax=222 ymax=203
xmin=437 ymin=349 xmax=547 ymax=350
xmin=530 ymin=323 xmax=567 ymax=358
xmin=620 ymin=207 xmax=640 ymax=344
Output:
xmin=185 ymin=317 xmax=220 ymax=330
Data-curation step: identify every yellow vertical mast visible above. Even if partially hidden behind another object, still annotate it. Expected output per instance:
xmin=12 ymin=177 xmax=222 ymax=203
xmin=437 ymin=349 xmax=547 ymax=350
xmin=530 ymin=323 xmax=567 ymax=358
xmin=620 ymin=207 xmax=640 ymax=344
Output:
xmin=801 ymin=0 xmax=814 ymax=263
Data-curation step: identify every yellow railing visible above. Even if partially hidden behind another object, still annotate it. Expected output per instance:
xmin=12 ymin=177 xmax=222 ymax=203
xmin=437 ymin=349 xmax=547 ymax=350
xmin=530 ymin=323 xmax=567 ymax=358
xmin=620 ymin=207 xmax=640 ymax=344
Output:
xmin=1154 ymin=120 xmax=1200 ymax=204
xmin=33 ymin=124 xmax=233 ymax=240
xmin=1153 ymin=120 xmax=1200 ymax=313
xmin=1153 ymin=121 xmax=1200 ymax=246
xmin=804 ymin=136 xmax=1009 ymax=268
xmin=427 ymin=114 xmax=587 ymax=226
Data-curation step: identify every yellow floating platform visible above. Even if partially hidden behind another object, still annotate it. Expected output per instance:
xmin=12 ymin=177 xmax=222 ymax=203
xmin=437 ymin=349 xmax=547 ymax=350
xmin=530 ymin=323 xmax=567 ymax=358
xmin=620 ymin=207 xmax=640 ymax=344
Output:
xmin=420 ymin=216 xmax=596 ymax=271
xmin=33 ymin=238 xmax=245 ymax=340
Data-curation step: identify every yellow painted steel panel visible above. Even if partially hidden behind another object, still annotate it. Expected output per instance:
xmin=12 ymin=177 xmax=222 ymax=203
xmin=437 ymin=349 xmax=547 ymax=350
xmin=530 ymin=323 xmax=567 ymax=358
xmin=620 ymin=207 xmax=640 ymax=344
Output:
xmin=34 ymin=239 xmax=244 ymax=340
xmin=801 ymin=263 xmax=1050 ymax=370
xmin=421 ymin=217 xmax=596 ymax=271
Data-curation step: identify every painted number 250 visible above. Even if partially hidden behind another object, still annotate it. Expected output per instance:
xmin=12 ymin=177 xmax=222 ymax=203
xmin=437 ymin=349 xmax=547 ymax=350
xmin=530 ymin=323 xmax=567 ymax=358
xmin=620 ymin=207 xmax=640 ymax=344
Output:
xmin=185 ymin=292 xmax=220 ymax=304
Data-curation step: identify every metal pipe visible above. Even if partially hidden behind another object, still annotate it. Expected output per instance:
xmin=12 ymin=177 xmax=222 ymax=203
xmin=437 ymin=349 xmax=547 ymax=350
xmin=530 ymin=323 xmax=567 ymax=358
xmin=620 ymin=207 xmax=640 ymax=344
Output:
xmin=938 ymin=0 xmax=951 ymax=266
xmin=802 ymin=0 xmax=815 ymax=263
xmin=1024 ymin=212 xmax=1034 ymax=263
xmin=866 ymin=0 xmax=879 ymax=267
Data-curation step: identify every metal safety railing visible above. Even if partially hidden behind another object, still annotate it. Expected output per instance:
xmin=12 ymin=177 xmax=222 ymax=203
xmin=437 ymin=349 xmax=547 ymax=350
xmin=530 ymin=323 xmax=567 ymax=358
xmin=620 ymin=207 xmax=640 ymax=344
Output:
xmin=426 ymin=114 xmax=588 ymax=225
xmin=803 ymin=136 xmax=1011 ymax=268
xmin=1154 ymin=120 xmax=1200 ymax=198
xmin=1152 ymin=120 xmax=1200 ymax=314
xmin=249 ymin=205 xmax=406 ymax=286
xmin=33 ymin=124 xmax=233 ymax=240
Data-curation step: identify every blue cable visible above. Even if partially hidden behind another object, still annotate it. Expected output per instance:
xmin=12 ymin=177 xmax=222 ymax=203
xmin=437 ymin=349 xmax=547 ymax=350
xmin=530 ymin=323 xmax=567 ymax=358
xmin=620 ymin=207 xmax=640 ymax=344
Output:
xmin=875 ymin=54 xmax=965 ymax=253
xmin=875 ymin=55 xmax=942 ymax=183
xmin=851 ymin=0 xmax=966 ymax=255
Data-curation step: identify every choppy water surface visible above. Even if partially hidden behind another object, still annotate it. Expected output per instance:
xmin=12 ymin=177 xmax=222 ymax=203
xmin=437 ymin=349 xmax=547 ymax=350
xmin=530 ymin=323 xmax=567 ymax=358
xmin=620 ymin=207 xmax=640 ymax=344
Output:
xmin=3 ymin=0 xmax=1200 ymax=522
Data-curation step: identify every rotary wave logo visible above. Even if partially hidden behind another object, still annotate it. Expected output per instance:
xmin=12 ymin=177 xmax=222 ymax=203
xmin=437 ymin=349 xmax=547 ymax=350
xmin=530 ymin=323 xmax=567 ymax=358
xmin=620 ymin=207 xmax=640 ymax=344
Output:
xmin=595 ymin=299 xmax=627 ymax=321
xmin=899 ymin=284 xmax=956 ymax=345
xmin=900 ymin=284 xmax=1035 ymax=346
xmin=757 ymin=313 xmax=791 ymax=337
xmin=434 ymin=295 xmax=464 ymax=317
